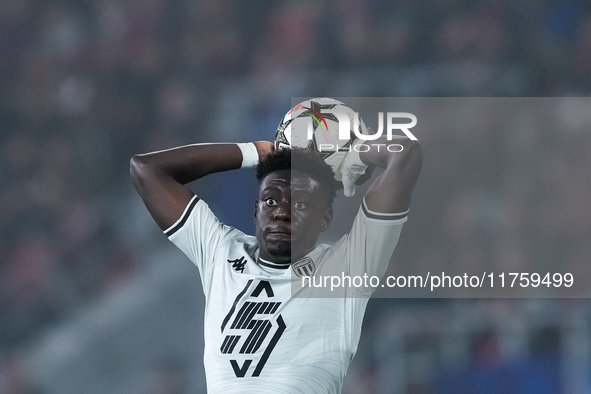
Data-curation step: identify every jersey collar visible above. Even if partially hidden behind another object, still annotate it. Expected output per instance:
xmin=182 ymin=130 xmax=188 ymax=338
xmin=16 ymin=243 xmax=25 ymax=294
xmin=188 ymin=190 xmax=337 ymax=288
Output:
xmin=257 ymin=257 xmax=291 ymax=270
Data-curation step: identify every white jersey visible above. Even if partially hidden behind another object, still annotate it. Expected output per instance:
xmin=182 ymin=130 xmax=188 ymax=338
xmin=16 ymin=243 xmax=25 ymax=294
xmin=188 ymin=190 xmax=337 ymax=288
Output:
xmin=165 ymin=195 xmax=406 ymax=393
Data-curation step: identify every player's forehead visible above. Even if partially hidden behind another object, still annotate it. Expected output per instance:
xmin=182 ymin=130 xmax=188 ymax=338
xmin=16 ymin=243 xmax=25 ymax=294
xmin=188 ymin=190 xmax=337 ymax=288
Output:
xmin=259 ymin=170 xmax=322 ymax=195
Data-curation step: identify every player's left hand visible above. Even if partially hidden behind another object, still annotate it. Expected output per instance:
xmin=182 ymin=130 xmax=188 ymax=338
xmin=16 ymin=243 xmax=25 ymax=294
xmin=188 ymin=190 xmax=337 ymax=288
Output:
xmin=341 ymin=140 xmax=369 ymax=197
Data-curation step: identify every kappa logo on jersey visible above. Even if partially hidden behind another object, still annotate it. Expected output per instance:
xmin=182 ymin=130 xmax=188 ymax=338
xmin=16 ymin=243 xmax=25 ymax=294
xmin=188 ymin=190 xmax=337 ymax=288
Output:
xmin=220 ymin=280 xmax=286 ymax=378
xmin=292 ymin=257 xmax=316 ymax=277
xmin=227 ymin=256 xmax=247 ymax=273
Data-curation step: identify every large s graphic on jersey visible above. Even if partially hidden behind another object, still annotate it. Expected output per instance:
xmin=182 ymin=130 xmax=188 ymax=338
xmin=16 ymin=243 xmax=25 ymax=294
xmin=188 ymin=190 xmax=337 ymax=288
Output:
xmin=220 ymin=279 xmax=286 ymax=378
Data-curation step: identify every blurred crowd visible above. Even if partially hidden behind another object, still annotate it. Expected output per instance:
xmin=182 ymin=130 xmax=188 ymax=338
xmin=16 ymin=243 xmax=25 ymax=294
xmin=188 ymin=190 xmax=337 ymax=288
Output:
xmin=2 ymin=0 xmax=591 ymax=392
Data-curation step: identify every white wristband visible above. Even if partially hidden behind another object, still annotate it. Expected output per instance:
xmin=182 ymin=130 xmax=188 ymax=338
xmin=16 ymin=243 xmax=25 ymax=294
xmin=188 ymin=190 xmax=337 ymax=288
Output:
xmin=236 ymin=142 xmax=259 ymax=168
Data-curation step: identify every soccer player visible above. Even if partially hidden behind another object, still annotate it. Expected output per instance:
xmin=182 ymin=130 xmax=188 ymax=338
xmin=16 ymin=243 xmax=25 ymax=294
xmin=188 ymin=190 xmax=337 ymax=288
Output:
xmin=130 ymin=131 xmax=421 ymax=393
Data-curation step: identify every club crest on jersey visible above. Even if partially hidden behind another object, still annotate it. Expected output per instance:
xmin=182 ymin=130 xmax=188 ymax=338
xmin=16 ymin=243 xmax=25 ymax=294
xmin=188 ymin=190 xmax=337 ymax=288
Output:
xmin=228 ymin=256 xmax=246 ymax=273
xmin=292 ymin=257 xmax=316 ymax=277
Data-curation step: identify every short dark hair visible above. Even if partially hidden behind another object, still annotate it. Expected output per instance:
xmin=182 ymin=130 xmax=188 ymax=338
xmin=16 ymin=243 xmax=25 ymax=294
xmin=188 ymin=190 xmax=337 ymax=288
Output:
xmin=256 ymin=148 xmax=339 ymax=204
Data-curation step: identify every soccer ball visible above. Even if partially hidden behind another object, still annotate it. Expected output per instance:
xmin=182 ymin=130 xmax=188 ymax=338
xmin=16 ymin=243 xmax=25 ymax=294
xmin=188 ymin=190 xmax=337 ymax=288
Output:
xmin=274 ymin=98 xmax=369 ymax=181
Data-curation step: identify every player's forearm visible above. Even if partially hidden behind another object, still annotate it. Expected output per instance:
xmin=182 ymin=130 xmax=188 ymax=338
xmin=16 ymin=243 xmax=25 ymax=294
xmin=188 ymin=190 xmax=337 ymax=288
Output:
xmin=130 ymin=143 xmax=242 ymax=186
xmin=359 ymin=136 xmax=422 ymax=213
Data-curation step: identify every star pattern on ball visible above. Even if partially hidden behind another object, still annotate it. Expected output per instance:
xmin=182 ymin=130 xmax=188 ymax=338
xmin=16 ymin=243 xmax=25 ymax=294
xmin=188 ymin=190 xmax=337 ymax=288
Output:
xmin=300 ymin=101 xmax=339 ymax=132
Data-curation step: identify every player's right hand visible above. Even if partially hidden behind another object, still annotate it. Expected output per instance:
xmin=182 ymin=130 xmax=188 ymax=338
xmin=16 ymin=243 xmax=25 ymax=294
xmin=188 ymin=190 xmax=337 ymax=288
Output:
xmin=254 ymin=141 xmax=274 ymax=159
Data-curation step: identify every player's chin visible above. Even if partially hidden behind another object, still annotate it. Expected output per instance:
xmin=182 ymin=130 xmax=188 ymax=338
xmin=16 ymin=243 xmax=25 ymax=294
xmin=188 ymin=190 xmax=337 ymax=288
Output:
xmin=264 ymin=240 xmax=292 ymax=262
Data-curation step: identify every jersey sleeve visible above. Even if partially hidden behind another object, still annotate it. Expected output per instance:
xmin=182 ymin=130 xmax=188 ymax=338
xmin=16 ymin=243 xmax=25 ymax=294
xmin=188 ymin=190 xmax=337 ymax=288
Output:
xmin=164 ymin=195 xmax=231 ymax=291
xmin=333 ymin=197 xmax=408 ymax=295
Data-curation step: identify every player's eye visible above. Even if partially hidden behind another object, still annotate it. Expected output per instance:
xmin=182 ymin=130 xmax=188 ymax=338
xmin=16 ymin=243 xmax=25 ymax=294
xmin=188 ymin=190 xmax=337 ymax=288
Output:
xmin=264 ymin=198 xmax=278 ymax=206
xmin=293 ymin=202 xmax=307 ymax=210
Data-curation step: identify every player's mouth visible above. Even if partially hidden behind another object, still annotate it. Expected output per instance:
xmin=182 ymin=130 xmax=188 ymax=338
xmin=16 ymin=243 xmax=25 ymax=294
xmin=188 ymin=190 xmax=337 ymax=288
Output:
xmin=266 ymin=227 xmax=292 ymax=239
xmin=267 ymin=231 xmax=291 ymax=238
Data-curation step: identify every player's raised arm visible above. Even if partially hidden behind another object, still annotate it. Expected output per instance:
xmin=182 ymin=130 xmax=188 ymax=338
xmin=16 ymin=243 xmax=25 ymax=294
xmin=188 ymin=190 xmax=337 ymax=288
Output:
xmin=130 ymin=141 xmax=273 ymax=231
xmin=341 ymin=135 xmax=422 ymax=214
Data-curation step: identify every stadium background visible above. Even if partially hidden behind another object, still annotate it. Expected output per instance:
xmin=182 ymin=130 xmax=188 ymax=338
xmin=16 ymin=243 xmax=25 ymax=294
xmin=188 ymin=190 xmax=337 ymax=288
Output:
xmin=1 ymin=0 xmax=591 ymax=392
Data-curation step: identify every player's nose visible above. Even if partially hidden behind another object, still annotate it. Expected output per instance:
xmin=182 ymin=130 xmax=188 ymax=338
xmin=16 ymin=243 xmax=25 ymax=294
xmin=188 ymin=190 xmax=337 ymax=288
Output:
xmin=272 ymin=203 xmax=290 ymax=221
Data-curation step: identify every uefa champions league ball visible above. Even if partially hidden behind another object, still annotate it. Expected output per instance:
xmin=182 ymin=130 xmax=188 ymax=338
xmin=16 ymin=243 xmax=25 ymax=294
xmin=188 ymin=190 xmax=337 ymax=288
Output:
xmin=274 ymin=98 xmax=369 ymax=181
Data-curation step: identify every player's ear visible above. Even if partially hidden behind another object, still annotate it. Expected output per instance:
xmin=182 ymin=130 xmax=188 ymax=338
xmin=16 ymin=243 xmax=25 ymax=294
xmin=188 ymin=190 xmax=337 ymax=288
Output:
xmin=254 ymin=200 xmax=258 ymax=220
xmin=320 ymin=207 xmax=333 ymax=232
